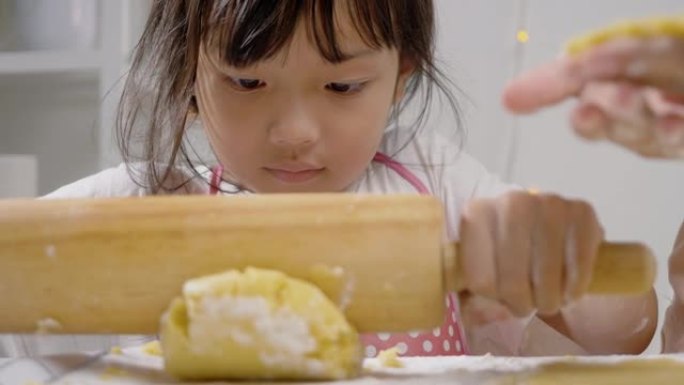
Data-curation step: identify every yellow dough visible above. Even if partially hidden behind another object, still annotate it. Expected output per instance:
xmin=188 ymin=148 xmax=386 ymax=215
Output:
xmin=159 ymin=268 xmax=363 ymax=381
xmin=376 ymin=347 xmax=404 ymax=368
xmin=566 ymin=15 xmax=684 ymax=55
xmin=141 ymin=340 xmax=162 ymax=356
xmin=502 ymin=359 xmax=684 ymax=385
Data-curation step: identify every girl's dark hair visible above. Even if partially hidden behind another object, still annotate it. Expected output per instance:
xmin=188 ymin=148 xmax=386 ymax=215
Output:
xmin=117 ymin=0 xmax=461 ymax=193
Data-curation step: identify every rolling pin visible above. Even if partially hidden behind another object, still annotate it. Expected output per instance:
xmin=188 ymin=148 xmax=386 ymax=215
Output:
xmin=0 ymin=194 xmax=655 ymax=334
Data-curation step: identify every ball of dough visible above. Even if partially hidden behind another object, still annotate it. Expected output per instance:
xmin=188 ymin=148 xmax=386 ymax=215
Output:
xmin=160 ymin=268 xmax=362 ymax=381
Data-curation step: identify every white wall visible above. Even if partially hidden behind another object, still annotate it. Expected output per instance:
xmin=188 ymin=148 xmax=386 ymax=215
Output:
xmin=435 ymin=0 xmax=683 ymax=353
xmin=435 ymin=0 xmax=521 ymax=175
xmin=0 ymin=75 xmax=100 ymax=194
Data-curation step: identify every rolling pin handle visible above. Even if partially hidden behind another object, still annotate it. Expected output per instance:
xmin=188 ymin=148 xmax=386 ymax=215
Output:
xmin=442 ymin=241 xmax=656 ymax=297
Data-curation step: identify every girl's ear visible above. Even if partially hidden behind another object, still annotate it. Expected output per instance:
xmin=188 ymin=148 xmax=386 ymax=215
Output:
xmin=394 ymin=56 xmax=416 ymax=103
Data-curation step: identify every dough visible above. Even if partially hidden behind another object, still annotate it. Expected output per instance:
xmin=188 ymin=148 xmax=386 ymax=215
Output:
xmin=502 ymin=358 xmax=684 ymax=384
xmin=377 ymin=347 xmax=404 ymax=368
xmin=159 ymin=268 xmax=362 ymax=381
xmin=141 ymin=340 xmax=162 ymax=356
xmin=566 ymin=15 xmax=684 ymax=55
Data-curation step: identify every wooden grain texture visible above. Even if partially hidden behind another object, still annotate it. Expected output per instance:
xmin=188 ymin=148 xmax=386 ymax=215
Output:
xmin=0 ymin=194 xmax=655 ymax=334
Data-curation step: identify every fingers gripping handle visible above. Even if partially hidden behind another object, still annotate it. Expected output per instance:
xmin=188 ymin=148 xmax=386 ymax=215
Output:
xmin=444 ymin=242 xmax=656 ymax=295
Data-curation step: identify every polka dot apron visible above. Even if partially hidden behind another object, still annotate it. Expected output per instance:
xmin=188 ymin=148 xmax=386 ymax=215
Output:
xmin=209 ymin=152 xmax=469 ymax=357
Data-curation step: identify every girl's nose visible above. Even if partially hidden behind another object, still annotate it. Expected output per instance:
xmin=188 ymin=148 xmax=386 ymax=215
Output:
xmin=268 ymin=101 xmax=320 ymax=148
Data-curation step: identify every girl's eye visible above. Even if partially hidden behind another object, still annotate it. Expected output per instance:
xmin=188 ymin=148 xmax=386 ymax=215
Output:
xmin=226 ymin=76 xmax=265 ymax=91
xmin=326 ymin=82 xmax=365 ymax=95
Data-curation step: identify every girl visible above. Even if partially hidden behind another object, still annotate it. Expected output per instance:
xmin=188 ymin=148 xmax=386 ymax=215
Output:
xmin=45 ymin=0 xmax=655 ymax=357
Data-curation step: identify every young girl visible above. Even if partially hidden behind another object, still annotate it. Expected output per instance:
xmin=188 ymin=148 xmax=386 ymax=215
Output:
xmin=44 ymin=0 xmax=656 ymax=357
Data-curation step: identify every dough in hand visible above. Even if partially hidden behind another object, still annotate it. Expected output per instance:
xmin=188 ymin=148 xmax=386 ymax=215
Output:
xmin=566 ymin=15 xmax=684 ymax=55
xmin=159 ymin=268 xmax=362 ymax=381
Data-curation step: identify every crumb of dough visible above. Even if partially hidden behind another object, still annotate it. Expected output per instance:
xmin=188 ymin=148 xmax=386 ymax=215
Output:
xmin=109 ymin=346 xmax=123 ymax=355
xmin=141 ymin=340 xmax=163 ymax=356
xmin=159 ymin=268 xmax=362 ymax=381
xmin=377 ymin=346 xmax=404 ymax=368
xmin=566 ymin=15 xmax=684 ymax=55
xmin=99 ymin=366 xmax=128 ymax=380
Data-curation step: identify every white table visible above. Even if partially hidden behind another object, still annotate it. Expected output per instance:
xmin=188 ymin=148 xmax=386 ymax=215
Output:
xmin=2 ymin=345 xmax=684 ymax=385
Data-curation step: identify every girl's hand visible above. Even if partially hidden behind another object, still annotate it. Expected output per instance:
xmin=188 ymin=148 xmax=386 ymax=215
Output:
xmin=459 ymin=191 xmax=604 ymax=317
xmin=503 ymin=36 xmax=684 ymax=158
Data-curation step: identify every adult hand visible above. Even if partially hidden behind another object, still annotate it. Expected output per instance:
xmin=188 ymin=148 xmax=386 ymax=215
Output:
xmin=503 ymin=36 xmax=684 ymax=158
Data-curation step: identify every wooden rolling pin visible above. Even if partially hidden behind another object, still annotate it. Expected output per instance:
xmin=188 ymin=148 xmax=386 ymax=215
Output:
xmin=0 ymin=194 xmax=655 ymax=334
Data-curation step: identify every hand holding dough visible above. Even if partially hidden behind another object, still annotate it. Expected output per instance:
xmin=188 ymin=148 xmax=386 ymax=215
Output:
xmin=503 ymin=15 xmax=684 ymax=158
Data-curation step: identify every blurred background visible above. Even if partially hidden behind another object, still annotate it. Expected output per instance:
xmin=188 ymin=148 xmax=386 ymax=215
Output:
xmin=0 ymin=0 xmax=681 ymax=353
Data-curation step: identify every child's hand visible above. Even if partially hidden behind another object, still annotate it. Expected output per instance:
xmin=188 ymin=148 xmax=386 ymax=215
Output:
xmin=503 ymin=36 xmax=684 ymax=158
xmin=458 ymin=191 xmax=604 ymax=317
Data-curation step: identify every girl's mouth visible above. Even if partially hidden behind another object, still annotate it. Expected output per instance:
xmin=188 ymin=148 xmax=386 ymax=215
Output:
xmin=264 ymin=166 xmax=325 ymax=183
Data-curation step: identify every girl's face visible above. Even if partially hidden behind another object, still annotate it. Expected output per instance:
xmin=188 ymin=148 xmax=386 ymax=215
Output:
xmin=195 ymin=12 xmax=410 ymax=193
